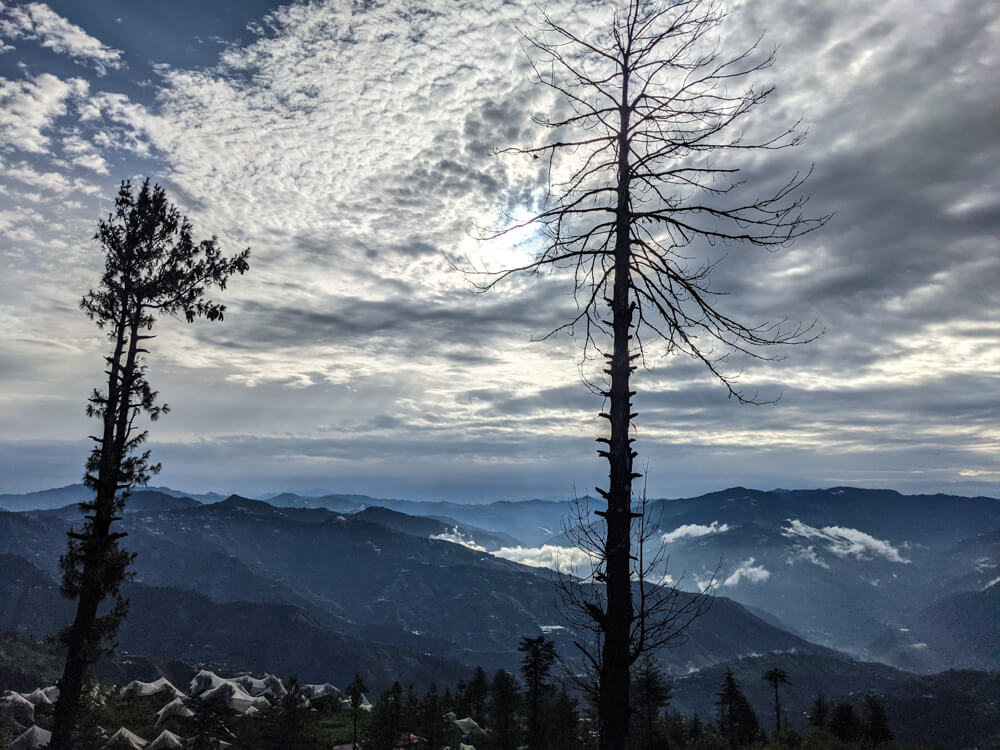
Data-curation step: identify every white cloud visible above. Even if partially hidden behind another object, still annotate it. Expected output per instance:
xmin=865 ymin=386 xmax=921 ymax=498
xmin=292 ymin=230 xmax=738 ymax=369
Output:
xmin=61 ymin=134 xmax=109 ymax=174
xmin=650 ymin=572 xmax=675 ymax=587
xmin=0 ymin=0 xmax=998 ymax=500
xmin=662 ymin=520 xmax=730 ymax=543
xmin=785 ymin=544 xmax=830 ymax=569
xmin=0 ymin=2 xmax=123 ymax=75
xmin=781 ymin=519 xmax=910 ymax=563
xmin=721 ymin=558 xmax=771 ymax=587
xmin=0 ymin=73 xmax=87 ymax=153
xmin=429 ymin=528 xmax=485 ymax=552
xmin=0 ymin=160 xmax=100 ymax=197
xmin=492 ymin=544 xmax=597 ymax=575
xmin=78 ymin=92 xmax=157 ymax=156
xmin=974 ymin=557 xmax=996 ymax=573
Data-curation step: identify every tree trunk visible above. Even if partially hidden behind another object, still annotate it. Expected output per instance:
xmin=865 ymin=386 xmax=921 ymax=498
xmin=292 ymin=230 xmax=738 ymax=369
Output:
xmin=51 ymin=316 xmax=138 ymax=750
xmin=774 ymin=684 xmax=781 ymax=735
xmin=50 ymin=579 xmax=98 ymax=749
xmin=599 ymin=70 xmax=635 ymax=750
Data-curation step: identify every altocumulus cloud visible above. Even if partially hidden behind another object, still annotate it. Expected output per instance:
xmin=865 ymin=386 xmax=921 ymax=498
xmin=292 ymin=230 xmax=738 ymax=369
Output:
xmin=0 ymin=0 xmax=998 ymax=499
xmin=0 ymin=2 xmax=124 ymax=75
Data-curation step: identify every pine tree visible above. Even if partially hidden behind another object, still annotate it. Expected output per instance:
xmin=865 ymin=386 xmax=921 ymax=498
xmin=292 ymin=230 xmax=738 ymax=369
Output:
xmin=519 ymin=635 xmax=557 ymax=749
xmin=489 ymin=669 xmax=521 ymax=750
xmin=183 ymin=692 xmax=234 ymax=749
xmin=419 ymin=683 xmax=448 ymax=750
xmin=716 ymin=669 xmax=762 ymax=749
xmin=551 ymin=687 xmax=580 ymax=750
xmin=368 ymin=682 xmax=405 ymax=750
xmin=276 ymin=677 xmax=308 ymax=749
xmin=808 ymin=694 xmax=829 ymax=729
xmin=632 ymin=655 xmax=671 ymax=750
xmin=50 ymin=179 xmax=249 ymax=750
xmin=829 ymin=701 xmax=861 ymax=743
xmin=863 ymin=693 xmax=892 ymax=745
xmin=467 ymin=666 xmax=490 ymax=720
xmin=347 ymin=672 xmax=368 ymax=750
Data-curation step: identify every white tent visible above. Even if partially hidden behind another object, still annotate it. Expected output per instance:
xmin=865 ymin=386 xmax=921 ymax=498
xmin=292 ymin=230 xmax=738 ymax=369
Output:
xmin=104 ymin=727 xmax=148 ymax=749
xmin=155 ymin=697 xmax=194 ymax=726
xmin=122 ymin=678 xmax=185 ymax=699
xmin=233 ymin=673 xmax=286 ymax=698
xmin=188 ymin=670 xmax=226 ymax=696
xmin=1 ymin=692 xmax=35 ymax=725
xmin=302 ymin=682 xmax=340 ymax=700
xmin=21 ymin=689 xmax=53 ymax=707
xmin=339 ymin=694 xmax=372 ymax=712
xmin=11 ymin=725 xmax=51 ymax=749
xmin=200 ymin=682 xmax=270 ymax=714
xmin=147 ymin=729 xmax=184 ymax=749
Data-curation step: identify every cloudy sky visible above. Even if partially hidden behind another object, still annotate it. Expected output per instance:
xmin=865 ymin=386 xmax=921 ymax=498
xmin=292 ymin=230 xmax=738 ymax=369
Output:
xmin=1 ymin=0 xmax=997 ymax=501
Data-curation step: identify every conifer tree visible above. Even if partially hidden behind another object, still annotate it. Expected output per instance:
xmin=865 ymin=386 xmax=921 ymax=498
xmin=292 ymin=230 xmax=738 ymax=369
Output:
xmin=419 ymin=683 xmax=448 ymax=750
xmin=467 ymin=666 xmax=490 ymax=720
xmin=50 ymin=179 xmax=249 ymax=750
xmin=347 ymin=672 xmax=368 ymax=750
xmin=632 ymin=655 xmax=671 ymax=749
xmin=551 ymin=687 xmax=580 ymax=750
xmin=688 ymin=713 xmax=703 ymax=743
xmin=183 ymin=692 xmax=234 ymax=750
xmin=273 ymin=677 xmax=308 ymax=749
xmin=519 ymin=635 xmax=557 ymax=749
xmin=716 ymin=669 xmax=762 ymax=749
xmin=489 ymin=669 xmax=522 ymax=750
xmin=808 ymin=694 xmax=829 ymax=729
xmin=368 ymin=682 xmax=405 ymax=750
xmin=829 ymin=701 xmax=862 ymax=743
xmin=863 ymin=693 xmax=892 ymax=745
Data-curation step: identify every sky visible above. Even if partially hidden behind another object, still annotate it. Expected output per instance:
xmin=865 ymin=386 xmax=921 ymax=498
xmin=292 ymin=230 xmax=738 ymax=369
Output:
xmin=0 ymin=0 xmax=997 ymax=501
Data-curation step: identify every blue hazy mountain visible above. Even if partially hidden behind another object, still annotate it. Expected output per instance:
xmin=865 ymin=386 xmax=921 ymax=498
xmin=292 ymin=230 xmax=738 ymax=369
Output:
xmin=1 ymin=484 xmax=996 ymax=676
xmin=0 ymin=496 xmax=818 ymax=680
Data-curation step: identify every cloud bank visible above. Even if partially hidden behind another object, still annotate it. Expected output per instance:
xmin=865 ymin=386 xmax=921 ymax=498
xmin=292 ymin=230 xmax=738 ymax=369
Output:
xmin=493 ymin=545 xmax=596 ymax=575
xmin=430 ymin=528 xmax=486 ymax=553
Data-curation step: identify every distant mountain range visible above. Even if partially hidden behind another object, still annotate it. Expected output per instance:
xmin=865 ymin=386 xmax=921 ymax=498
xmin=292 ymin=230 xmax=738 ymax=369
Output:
xmin=0 ymin=492 xmax=820 ymax=686
xmin=1 ymin=483 xmax=997 ymax=682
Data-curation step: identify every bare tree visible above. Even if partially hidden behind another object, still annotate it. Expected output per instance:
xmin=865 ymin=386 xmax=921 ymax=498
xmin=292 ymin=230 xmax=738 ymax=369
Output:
xmin=51 ymin=179 xmax=250 ymax=750
xmin=473 ymin=2 xmax=829 ymax=748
